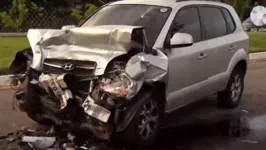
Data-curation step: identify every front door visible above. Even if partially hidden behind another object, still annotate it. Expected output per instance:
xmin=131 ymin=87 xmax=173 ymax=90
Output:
xmin=166 ymin=6 xmax=210 ymax=111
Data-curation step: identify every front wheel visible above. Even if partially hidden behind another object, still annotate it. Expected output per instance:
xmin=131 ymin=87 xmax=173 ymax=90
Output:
xmin=120 ymin=94 xmax=161 ymax=146
xmin=218 ymin=67 xmax=245 ymax=108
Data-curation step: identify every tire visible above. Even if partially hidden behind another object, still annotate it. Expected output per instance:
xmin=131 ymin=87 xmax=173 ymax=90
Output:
xmin=27 ymin=111 xmax=54 ymax=125
xmin=119 ymin=93 xmax=161 ymax=146
xmin=24 ymin=81 xmax=54 ymax=125
xmin=218 ymin=67 xmax=245 ymax=108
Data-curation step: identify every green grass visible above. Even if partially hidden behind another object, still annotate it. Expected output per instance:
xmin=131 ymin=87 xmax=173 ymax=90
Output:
xmin=248 ymin=32 xmax=266 ymax=53
xmin=0 ymin=37 xmax=29 ymax=74
xmin=0 ymin=33 xmax=265 ymax=74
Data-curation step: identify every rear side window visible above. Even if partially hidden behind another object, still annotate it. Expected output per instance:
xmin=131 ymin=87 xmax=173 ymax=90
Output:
xmin=222 ymin=8 xmax=236 ymax=33
xmin=171 ymin=7 xmax=202 ymax=42
xmin=199 ymin=7 xmax=227 ymax=40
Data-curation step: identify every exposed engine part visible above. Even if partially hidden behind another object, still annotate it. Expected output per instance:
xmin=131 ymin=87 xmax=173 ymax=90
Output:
xmin=40 ymin=106 xmax=111 ymax=141
xmin=98 ymin=51 xmax=168 ymax=103
xmin=82 ymin=96 xmax=111 ymax=123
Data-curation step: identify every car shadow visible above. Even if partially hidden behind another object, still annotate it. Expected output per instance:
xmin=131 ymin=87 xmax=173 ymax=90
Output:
xmin=105 ymin=96 xmax=250 ymax=150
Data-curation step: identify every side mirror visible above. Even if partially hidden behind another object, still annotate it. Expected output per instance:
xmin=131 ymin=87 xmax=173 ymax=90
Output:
xmin=61 ymin=25 xmax=76 ymax=31
xmin=170 ymin=33 xmax=193 ymax=48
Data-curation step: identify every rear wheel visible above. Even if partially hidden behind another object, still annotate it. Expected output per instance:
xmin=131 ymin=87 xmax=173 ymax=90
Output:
xmin=218 ymin=67 xmax=244 ymax=108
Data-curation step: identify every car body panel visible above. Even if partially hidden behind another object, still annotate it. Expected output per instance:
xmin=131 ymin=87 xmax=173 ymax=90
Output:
xmin=166 ymin=41 xmax=211 ymax=110
xmin=153 ymin=1 xmax=249 ymax=112
xmin=153 ymin=1 xmax=237 ymax=49
xmin=27 ymin=25 xmax=147 ymax=76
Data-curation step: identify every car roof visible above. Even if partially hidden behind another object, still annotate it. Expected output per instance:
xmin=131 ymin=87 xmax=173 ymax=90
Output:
xmin=110 ymin=0 xmax=176 ymax=7
xmin=110 ymin=0 xmax=228 ymax=8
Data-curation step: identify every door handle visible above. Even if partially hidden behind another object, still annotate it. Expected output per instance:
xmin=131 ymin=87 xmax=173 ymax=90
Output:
xmin=198 ymin=53 xmax=208 ymax=60
xmin=229 ymin=45 xmax=236 ymax=51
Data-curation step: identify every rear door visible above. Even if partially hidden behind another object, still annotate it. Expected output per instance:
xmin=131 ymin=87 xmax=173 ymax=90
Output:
xmin=196 ymin=6 xmax=237 ymax=93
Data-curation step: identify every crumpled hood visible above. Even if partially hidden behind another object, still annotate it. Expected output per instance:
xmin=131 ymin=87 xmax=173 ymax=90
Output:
xmin=27 ymin=25 xmax=146 ymax=75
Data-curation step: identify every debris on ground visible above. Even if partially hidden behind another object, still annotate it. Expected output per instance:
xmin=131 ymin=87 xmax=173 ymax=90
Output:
xmin=0 ymin=126 xmax=98 ymax=150
xmin=242 ymin=110 xmax=249 ymax=114
xmin=242 ymin=140 xmax=259 ymax=144
xmin=0 ymin=135 xmax=7 ymax=140
xmin=22 ymin=136 xmax=56 ymax=149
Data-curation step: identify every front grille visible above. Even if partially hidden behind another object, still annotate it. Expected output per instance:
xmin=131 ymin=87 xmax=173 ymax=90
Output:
xmin=42 ymin=59 xmax=97 ymax=76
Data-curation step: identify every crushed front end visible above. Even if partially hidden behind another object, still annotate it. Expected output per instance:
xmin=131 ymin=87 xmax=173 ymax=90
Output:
xmin=9 ymin=25 xmax=168 ymax=142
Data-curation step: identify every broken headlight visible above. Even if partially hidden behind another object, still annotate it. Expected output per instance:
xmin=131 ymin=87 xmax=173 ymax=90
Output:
xmin=100 ymin=73 xmax=136 ymax=99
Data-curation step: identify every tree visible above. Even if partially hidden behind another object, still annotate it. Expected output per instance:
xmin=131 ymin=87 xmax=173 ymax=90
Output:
xmin=71 ymin=3 xmax=98 ymax=25
xmin=224 ymin=0 xmax=252 ymax=20
xmin=257 ymin=0 xmax=266 ymax=5
xmin=0 ymin=0 xmax=43 ymax=32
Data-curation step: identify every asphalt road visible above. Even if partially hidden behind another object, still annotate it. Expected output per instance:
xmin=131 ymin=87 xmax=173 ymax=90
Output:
xmin=1 ymin=60 xmax=266 ymax=150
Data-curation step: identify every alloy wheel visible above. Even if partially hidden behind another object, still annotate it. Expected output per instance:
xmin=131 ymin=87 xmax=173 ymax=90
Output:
xmin=230 ymin=74 xmax=242 ymax=103
xmin=138 ymin=99 xmax=159 ymax=140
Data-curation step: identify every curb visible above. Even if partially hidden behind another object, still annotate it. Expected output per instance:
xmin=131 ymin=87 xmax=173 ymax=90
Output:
xmin=0 ymin=75 xmax=12 ymax=88
xmin=0 ymin=32 xmax=27 ymax=37
xmin=248 ymin=58 xmax=266 ymax=62
xmin=1 ymin=52 xmax=266 ymax=89
xmin=0 ymin=85 xmax=12 ymax=90
xmin=249 ymin=52 xmax=266 ymax=61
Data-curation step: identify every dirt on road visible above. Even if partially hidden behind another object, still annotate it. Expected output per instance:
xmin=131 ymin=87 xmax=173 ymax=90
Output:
xmin=0 ymin=89 xmax=38 ymax=135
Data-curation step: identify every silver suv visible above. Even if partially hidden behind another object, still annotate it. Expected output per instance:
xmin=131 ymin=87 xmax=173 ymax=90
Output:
xmin=10 ymin=0 xmax=249 ymax=146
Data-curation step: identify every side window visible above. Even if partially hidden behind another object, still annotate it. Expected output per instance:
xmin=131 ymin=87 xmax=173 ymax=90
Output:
xmin=199 ymin=7 xmax=227 ymax=40
xmin=222 ymin=8 xmax=236 ymax=33
xmin=170 ymin=7 xmax=202 ymax=42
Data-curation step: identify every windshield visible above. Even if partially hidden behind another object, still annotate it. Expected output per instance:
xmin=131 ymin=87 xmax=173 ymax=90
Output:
xmin=81 ymin=4 xmax=171 ymax=47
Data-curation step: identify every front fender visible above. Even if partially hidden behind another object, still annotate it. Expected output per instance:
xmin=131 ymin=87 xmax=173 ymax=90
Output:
xmin=116 ymin=90 xmax=151 ymax=132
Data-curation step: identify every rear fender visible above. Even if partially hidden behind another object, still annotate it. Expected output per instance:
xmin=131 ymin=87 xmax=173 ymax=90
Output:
xmin=225 ymin=48 xmax=248 ymax=85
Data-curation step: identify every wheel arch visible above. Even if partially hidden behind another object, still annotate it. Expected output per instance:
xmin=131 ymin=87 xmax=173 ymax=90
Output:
xmin=224 ymin=59 xmax=247 ymax=87
xmin=218 ymin=59 xmax=247 ymax=108
xmin=149 ymin=82 xmax=167 ymax=113
xmin=116 ymin=82 xmax=167 ymax=132
xmin=225 ymin=48 xmax=248 ymax=85
xmin=234 ymin=60 xmax=247 ymax=76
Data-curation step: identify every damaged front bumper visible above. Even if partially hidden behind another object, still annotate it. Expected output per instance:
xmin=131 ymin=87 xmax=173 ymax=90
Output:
xmin=10 ymin=25 xmax=168 ymax=142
